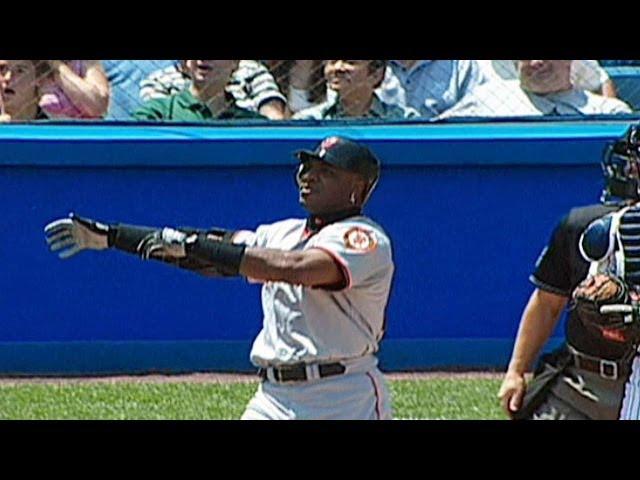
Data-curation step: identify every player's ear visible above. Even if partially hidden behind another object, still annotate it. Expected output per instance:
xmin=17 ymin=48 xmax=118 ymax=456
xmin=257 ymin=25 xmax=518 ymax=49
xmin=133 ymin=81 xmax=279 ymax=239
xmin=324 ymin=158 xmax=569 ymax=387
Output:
xmin=354 ymin=178 xmax=368 ymax=206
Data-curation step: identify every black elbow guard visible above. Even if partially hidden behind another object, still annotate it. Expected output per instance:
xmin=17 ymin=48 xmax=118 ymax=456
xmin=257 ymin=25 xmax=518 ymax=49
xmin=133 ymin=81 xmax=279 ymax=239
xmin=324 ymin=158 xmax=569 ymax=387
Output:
xmin=185 ymin=234 xmax=246 ymax=276
xmin=108 ymin=224 xmax=158 ymax=254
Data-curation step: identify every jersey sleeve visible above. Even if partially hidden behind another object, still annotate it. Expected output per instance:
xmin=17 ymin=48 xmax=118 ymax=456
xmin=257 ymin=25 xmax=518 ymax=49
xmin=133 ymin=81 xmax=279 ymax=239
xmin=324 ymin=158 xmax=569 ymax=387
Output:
xmin=232 ymin=224 xmax=268 ymax=284
xmin=530 ymin=214 xmax=572 ymax=296
xmin=249 ymin=223 xmax=274 ymax=248
xmin=310 ymin=222 xmax=392 ymax=290
xmin=231 ymin=229 xmax=259 ymax=247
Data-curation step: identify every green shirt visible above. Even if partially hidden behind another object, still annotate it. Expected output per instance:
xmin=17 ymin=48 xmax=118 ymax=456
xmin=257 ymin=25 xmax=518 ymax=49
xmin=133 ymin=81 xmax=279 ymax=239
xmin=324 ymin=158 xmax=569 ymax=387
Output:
xmin=133 ymin=89 xmax=265 ymax=121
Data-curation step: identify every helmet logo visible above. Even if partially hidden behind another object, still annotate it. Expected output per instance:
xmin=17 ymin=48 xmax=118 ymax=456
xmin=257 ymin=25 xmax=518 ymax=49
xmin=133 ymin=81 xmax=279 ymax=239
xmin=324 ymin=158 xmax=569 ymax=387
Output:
xmin=318 ymin=136 xmax=340 ymax=158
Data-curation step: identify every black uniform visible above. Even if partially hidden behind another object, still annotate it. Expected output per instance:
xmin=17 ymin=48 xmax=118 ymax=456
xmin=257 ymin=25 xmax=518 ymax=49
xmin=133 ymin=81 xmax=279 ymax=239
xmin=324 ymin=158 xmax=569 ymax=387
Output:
xmin=518 ymin=203 xmax=631 ymax=420
xmin=532 ymin=204 xmax=625 ymax=359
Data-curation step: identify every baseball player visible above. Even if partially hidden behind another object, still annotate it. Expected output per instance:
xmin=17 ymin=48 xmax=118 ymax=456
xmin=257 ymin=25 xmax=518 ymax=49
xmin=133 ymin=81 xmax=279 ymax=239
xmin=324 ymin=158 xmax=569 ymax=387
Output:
xmin=44 ymin=136 xmax=394 ymax=420
xmin=498 ymin=123 xmax=640 ymax=420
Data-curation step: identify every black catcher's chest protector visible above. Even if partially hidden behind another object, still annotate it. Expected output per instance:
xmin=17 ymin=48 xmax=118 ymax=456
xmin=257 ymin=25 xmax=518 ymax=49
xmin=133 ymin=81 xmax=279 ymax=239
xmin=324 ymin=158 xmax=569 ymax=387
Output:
xmin=573 ymin=204 xmax=640 ymax=356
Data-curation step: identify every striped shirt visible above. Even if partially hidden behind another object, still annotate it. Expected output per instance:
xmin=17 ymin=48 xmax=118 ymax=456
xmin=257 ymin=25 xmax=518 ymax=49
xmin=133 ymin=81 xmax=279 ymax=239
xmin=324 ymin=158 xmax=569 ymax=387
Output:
xmin=619 ymin=356 xmax=640 ymax=419
xmin=139 ymin=60 xmax=286 ymax=113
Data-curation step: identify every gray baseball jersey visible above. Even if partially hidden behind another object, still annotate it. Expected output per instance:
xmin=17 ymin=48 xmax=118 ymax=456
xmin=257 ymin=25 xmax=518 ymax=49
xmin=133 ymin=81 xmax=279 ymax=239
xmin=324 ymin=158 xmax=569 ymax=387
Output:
xmin=236 ymin=215 xmax=394 ymax=368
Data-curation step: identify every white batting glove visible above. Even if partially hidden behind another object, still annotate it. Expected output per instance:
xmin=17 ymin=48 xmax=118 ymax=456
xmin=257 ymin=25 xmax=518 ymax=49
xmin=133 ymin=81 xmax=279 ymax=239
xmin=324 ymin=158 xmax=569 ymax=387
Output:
xmin=44 ymin=213 xmax=110 ymax=259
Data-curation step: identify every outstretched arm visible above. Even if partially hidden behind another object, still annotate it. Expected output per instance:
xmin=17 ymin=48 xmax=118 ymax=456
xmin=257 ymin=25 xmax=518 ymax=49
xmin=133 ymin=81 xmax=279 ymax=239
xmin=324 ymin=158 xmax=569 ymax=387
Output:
xmin=168 ymin=231 xmax=346 ymax=287
xmin=44 ymin=213 xmax=233 ymax=277
xmin=497 ymin=288 xmax=568 ymax=417
xmin=136 ymin=226 xmax=347 ymax=287
xmin=239 ymin=247 xmax=345 ymax=287
xmin=45 ymin=215 xmax=346 ymax=287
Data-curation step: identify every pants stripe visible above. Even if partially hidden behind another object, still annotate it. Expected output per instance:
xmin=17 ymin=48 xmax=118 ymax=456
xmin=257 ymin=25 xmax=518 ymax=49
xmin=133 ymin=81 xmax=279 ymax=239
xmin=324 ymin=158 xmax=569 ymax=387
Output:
xmin=631 ymin=360 xmax=639 ymax=419
xmin=621 ymin=357 xmax=640 ymax=419
xmin=366 ymin=372 xmax=382 ymax=420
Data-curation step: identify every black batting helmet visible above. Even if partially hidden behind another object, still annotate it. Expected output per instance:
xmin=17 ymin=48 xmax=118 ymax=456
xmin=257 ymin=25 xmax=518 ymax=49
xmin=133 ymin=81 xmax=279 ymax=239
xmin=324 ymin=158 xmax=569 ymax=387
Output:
xmin=294 ymin=136 xmax=381 ymax=203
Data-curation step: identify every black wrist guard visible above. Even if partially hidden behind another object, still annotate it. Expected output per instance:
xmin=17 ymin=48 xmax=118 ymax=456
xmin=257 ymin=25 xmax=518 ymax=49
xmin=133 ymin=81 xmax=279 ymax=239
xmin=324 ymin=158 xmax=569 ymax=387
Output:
xmin=70 ymin=213 xmax=110 ymax=236
xmin=108 ymin=224 xmax=158 ymax=254
xmin=185 ymin=233 xmax=246 ymax=276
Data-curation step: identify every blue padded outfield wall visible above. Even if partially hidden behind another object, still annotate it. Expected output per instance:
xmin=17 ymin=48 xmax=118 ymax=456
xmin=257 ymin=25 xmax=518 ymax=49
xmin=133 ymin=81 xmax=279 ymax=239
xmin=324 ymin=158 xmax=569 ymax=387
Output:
xmin=0 ymin=119 xmax=637 ymax=374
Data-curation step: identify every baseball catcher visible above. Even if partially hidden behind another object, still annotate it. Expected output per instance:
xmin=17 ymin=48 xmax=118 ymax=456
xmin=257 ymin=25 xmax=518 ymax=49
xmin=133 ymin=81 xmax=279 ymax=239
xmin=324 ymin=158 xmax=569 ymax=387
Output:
xmin=500 ymin=123 xmax=640 ymax=420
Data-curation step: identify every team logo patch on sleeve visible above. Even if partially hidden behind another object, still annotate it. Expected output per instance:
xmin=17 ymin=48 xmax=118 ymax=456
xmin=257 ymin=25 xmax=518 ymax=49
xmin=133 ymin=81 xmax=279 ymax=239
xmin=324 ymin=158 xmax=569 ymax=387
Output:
xmin=343 ymin=227 xmax=377 ymax=252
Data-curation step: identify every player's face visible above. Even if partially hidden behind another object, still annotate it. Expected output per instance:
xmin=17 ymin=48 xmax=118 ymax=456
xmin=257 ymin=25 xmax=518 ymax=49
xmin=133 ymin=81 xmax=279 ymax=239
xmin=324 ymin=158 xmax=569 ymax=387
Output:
xmin=297 ymin=159 xmax=363 ymax=214
xmin=518 ymin=60 xmax=572 ymax=94
xmin=0 ymin=60 xmax=38 ymax=116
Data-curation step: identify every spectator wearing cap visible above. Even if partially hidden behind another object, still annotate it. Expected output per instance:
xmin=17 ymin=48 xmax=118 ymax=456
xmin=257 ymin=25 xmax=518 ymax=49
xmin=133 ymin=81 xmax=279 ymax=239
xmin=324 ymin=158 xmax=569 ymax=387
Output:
xmin=374 ymin=60 xmax=487 ymax=118
xmin=0 ymin=60 xmax=48 ymax=122
xmin=293 ymin=60 xmax=417 ymax=120
xmin=139 ymin=60 xmax=287 ymax=119
xmin=133 ymin=60 xmax=265 ymax=121
xmin=439 ymin=60 xmax=631 ymax=118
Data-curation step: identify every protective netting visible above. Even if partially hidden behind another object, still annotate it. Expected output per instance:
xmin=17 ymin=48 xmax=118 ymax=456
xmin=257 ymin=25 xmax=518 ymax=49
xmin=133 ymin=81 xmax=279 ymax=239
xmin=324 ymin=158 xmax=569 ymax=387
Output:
xmin=1 ymin=60 xmax=639 ymax=123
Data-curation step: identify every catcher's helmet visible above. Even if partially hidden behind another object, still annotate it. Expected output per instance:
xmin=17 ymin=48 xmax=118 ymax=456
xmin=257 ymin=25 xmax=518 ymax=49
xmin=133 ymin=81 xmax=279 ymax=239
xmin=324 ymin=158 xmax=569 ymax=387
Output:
xmin=294 ymin=136 xmax=381 ymax=203
xmin=602 ymin=124 xmax=640 ymax=204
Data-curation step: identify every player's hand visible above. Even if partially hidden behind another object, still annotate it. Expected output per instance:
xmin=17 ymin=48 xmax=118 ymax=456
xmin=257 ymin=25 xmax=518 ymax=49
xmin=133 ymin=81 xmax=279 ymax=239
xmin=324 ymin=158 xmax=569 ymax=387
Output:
xmin=573 ymin=274 xmax=623 ymax=303
xmin=138 ymin=227 xmax=190 ymax=260
xmin=497 ymin=370 xmax=526 ymax=418
xmin=44 ymin=213 xmax=110 ymax=259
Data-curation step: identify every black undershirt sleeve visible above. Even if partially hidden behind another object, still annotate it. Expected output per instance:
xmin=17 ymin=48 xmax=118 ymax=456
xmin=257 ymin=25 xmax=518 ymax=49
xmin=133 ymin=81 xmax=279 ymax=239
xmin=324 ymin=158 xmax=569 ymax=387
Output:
xmin=530 ymin=214 xmax=573 ymax=297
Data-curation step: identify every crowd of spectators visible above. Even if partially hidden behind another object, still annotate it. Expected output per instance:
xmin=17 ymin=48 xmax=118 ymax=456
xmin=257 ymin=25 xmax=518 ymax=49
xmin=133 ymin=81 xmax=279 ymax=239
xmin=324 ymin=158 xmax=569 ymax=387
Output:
xmin=441 ymin=60 xmax=631 ymax=117
xmin=1 ymin=60 xmax=639 ymax=123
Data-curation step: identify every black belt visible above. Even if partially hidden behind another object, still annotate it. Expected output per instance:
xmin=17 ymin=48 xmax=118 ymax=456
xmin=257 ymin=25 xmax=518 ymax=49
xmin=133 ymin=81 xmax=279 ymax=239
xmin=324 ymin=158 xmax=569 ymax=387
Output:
xmin=568 ymin=347 xmax=630 ymax=381
xmin=258 ymin=362 xmax=346 ymax=383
